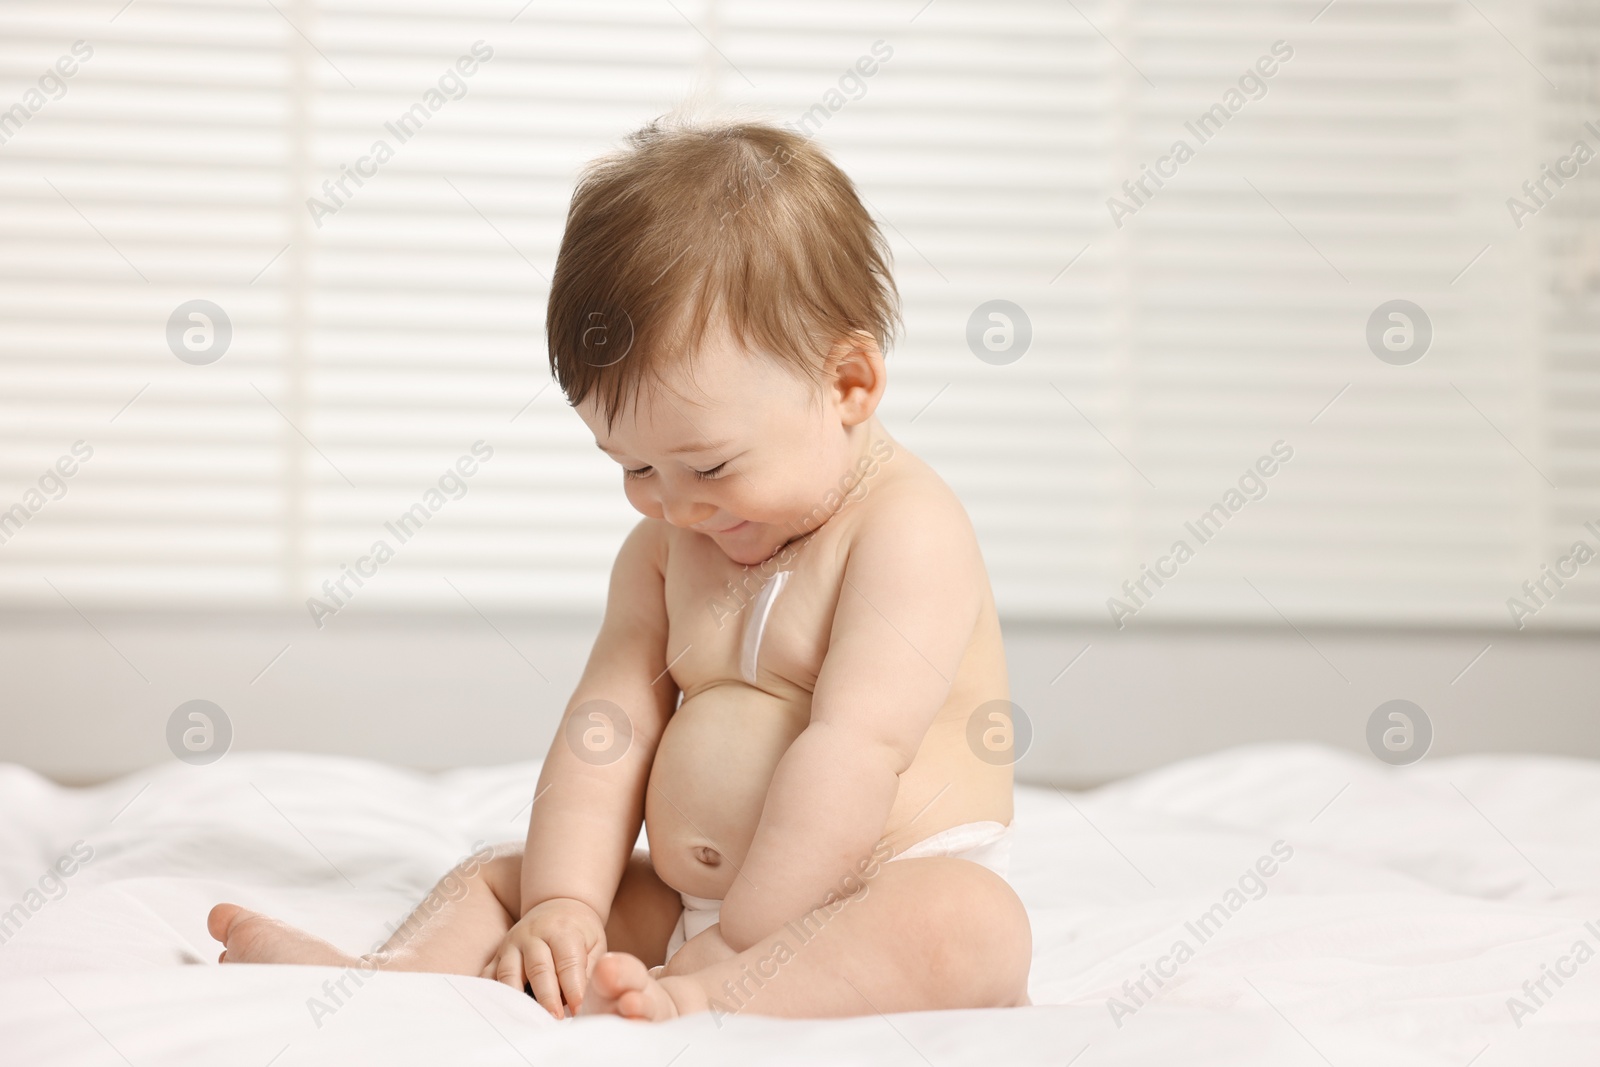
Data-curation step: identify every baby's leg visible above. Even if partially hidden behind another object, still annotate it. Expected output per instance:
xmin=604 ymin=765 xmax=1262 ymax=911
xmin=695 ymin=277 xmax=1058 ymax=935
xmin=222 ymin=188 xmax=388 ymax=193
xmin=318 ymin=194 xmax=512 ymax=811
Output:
xmin=210 ymin=845 xmax=681 ymax=976
xmin=363 ymin=841 xmax=526 ymax=973
xmin=209 ymin=842 xmax=526 ymax=973
xmin=583 ymin=856 xmax=1031 ymax=1020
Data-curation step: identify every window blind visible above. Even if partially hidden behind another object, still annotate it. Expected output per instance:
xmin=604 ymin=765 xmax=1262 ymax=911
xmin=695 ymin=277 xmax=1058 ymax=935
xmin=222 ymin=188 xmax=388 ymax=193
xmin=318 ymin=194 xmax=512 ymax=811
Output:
xmin=0 ymin=0 xmax=1594 ymax=629
xmin=1541 ymin=0 xmax=1600 ymax=623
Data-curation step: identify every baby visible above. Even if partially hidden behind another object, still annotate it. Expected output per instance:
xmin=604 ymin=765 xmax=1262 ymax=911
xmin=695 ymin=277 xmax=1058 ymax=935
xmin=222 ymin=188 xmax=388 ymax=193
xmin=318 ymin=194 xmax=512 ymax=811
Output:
xmin=208 ymin=116 xmax=1032 ymax=1022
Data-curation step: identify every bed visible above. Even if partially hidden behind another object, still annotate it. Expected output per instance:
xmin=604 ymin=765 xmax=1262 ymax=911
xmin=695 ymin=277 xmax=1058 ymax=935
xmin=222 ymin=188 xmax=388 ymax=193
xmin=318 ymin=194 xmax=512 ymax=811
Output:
xmin=3 ymin=743 xmax=1596 ymax=1065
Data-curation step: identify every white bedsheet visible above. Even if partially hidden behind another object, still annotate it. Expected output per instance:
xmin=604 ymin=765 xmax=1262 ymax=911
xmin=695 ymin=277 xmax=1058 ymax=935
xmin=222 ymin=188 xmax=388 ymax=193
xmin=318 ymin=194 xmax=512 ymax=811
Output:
xmin=2 ymin=743 xmax=1597 ymax=1066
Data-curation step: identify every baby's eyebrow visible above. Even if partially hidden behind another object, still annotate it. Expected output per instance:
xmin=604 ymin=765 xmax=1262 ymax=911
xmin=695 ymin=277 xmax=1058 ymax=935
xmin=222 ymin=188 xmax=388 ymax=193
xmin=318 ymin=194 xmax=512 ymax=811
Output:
xmin=595 ymin=439 xmax=734 ymax=457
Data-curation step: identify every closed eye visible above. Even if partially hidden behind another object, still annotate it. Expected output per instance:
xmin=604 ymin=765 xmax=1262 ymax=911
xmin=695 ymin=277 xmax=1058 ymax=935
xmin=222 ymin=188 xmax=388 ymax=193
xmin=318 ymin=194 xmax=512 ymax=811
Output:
xmin=622 ymin=461 xmax=728 ymax=481
xmin=694 ymin=462 xmax=728 ymax=481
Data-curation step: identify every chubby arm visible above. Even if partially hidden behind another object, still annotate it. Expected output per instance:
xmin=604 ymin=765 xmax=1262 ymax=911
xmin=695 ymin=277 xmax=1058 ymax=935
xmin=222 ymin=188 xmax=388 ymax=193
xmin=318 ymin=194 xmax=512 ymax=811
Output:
xmin=717 ymin=497 xmax=984 ymax=951
xmin=520 ymin=517 xmax=679 ymax=922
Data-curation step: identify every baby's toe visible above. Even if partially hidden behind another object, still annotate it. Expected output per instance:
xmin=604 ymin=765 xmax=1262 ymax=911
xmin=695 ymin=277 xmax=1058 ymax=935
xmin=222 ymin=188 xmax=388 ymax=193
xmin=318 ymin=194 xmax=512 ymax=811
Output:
xmin=207 ymin=902 xmax=247 ymax=945
xmin=587 ymin=952 xmax=639 ymax=998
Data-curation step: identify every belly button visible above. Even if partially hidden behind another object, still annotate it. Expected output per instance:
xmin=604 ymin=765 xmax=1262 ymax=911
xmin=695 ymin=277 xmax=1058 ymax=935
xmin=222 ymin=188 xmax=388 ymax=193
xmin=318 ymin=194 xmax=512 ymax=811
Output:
xmin=694 ymin=845 xmax=722 ymax=867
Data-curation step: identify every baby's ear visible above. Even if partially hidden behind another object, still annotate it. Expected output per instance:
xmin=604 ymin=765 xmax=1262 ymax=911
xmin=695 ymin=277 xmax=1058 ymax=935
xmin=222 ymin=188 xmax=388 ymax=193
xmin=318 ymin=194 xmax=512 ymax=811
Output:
xmin=827 ymin=331 xmax=886 ymax=425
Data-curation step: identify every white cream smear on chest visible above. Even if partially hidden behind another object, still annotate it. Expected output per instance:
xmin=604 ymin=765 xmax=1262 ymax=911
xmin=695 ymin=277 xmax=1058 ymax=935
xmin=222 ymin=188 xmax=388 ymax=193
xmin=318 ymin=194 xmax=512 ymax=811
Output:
xmin=738 ymin=568 xmax=791 ymax=685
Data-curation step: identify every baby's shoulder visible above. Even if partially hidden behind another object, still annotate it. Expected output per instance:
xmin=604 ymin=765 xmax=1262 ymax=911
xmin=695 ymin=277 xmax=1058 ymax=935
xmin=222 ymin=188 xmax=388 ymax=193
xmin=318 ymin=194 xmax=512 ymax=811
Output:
xmin=822 ymin=440 xmax=992 ymax=665
xmin=856 ymin=437 xmax=974 ymax=526
xmin=843 ymin=439 xmax=984 ymax=570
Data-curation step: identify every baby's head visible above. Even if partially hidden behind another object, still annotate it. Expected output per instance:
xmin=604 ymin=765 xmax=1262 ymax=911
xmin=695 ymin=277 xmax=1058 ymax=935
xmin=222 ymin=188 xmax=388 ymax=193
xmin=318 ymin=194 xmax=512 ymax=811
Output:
xmin=547 ymin=117 xmax=900 ymax=565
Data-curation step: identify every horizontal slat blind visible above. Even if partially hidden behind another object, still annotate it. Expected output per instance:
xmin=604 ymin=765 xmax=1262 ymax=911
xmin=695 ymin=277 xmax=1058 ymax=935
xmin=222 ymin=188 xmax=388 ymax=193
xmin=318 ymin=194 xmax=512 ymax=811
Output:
xmin=1 ymin=1 xmax=292 ymax=604
xmin=1541 ymin=0 xmax=1600 ymax=623
xmin=1109 ymin=0 xmax=1536 ymax=624
xmin=0 ymin=0 xmax=1595 ymax=628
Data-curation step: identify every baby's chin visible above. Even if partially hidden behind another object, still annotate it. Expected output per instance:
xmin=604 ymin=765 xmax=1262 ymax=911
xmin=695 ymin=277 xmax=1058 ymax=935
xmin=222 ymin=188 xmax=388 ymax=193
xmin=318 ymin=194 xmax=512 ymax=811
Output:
xmin=710 ymin=522 xmax=792 ymax=567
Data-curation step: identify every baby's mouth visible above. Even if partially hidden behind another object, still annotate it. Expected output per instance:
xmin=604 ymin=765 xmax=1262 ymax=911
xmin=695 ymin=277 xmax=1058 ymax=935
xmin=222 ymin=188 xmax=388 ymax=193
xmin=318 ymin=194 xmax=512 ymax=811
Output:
xmin=696 ymin=518 xmax=749 ymax=535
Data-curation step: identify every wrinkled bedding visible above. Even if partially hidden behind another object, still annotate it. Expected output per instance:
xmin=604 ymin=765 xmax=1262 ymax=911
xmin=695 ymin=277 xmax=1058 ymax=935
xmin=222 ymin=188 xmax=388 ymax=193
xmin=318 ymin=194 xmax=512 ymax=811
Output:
xmin=2 ymin=743 xmax=1597 ymax=1065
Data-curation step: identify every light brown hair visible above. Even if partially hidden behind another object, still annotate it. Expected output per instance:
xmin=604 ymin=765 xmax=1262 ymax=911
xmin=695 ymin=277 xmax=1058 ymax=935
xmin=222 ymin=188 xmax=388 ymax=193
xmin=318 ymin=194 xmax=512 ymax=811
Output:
xmin=546 ymin=117 xmax=900 ymax=428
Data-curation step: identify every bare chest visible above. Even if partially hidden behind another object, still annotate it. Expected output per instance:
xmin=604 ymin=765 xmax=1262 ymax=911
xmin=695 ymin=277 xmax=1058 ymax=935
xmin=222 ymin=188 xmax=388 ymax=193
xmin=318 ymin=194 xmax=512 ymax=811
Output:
xmin=661 ymin=528 xmax=845 ymax=702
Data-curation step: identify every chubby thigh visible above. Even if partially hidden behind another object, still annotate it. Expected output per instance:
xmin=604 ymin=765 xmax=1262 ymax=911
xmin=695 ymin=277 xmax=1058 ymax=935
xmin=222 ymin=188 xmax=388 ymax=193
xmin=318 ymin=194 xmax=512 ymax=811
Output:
xmin=665 ymin=855 xmax=1032 ymax=1013
xmin=605 ymin=849 xmax=685 ymax=968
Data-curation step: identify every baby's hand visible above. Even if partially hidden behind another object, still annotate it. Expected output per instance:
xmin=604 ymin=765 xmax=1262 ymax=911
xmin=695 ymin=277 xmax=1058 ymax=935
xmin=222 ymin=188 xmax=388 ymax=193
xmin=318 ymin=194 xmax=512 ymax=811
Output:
xmin=482 ymin=897 xmax=606 ymax=1019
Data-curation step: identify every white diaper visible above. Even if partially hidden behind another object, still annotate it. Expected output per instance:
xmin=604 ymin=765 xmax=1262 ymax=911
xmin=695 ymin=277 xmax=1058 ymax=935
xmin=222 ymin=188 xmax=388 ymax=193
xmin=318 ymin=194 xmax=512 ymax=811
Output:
xmin=660 ymin=820 xmax=1013 ymax=966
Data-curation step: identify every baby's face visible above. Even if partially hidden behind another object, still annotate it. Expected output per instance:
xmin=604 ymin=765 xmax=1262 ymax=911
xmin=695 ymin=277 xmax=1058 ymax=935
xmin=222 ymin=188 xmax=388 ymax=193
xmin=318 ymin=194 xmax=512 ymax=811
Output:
xmin=577 ymin=326 xmax=876 ymax=566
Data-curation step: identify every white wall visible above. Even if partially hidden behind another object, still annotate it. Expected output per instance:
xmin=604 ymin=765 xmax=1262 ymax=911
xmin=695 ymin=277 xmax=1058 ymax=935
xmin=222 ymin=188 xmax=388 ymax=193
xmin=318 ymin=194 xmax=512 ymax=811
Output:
xmin=3 ymin=610 xmax=1593 ymax=787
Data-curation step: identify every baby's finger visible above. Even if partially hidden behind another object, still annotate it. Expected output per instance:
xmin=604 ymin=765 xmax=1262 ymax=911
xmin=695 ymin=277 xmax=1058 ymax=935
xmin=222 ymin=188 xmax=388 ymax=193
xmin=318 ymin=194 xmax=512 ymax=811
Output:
xmin=494 ymin=944 xmax=525 ymax=991
xmin=522 ymin=939 xmax=564 ymax=1020
xmin=545 ymin=927 xmax=589 ymax=1012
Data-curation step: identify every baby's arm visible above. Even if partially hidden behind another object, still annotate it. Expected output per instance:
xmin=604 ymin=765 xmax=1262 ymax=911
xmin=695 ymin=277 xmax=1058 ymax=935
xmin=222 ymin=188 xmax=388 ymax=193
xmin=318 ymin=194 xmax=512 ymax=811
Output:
xmin=717 ymin=498 xmax=985 ymax=951
xmin=498 ymin=518 xmax=678 ymax=1008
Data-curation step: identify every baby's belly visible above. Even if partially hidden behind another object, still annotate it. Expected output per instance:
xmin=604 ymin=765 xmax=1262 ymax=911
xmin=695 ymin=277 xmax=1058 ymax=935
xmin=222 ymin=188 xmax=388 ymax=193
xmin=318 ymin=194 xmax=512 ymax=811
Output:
xmin=645 ymin=682 xmax=809 ymax=900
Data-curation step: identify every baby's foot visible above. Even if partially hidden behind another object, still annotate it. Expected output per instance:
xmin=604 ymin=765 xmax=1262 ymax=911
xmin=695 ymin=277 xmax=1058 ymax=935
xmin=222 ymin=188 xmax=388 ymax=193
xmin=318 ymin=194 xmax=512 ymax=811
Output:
xmin=208 ymin=903 xmax=358 ymax=967
xmin=579 ymin=951 xmax=706 ymax=1021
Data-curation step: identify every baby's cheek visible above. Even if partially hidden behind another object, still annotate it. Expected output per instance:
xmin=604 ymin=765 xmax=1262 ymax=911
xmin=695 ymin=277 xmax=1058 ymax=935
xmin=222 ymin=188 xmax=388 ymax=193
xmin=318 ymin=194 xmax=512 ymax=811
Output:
xmin=623 ymin=480 xmax=660 ymax=519
xmin=739 ymin=482 xmax=808 ymax=527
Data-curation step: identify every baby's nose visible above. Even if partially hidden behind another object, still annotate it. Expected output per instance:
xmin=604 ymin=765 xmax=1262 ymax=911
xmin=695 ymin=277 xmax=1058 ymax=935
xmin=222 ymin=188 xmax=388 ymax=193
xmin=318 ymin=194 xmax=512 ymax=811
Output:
xmin=660 ymin=496 xmax=714 ymax=529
